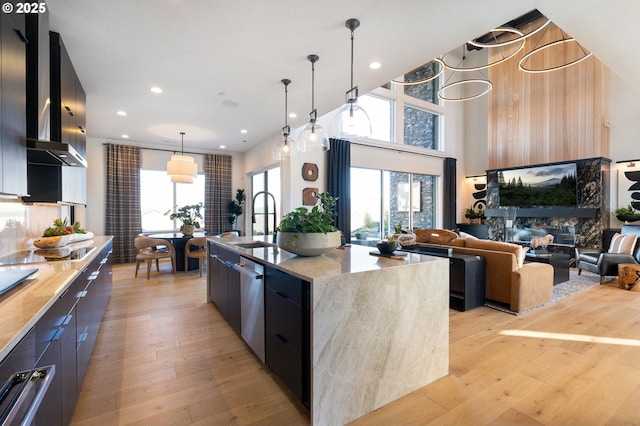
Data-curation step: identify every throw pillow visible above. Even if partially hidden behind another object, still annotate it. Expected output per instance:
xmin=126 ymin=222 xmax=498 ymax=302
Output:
xmin=608 ymin=233 xmax=638 ymax=255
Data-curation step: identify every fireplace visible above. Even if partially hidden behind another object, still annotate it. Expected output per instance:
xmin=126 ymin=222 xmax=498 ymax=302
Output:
xmin=507 ymin=220 xmax=576 ymax=247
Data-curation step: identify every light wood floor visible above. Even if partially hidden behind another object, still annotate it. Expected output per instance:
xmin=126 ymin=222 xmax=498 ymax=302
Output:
xmin=71 ymin=263 xmax=640 ymax=425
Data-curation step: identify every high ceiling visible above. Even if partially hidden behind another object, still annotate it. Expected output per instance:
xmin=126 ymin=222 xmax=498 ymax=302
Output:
xmin=45 ymin=0 xmax=640 ymax=153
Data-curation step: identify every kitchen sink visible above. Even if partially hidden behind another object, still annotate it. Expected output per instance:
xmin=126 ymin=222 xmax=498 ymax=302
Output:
xmin=232 ymin=241 xmax=273 ymax=249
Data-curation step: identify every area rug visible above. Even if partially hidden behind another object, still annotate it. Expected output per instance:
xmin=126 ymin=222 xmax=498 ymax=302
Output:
xmin=484 ymin=269 xmax=602 ymax=315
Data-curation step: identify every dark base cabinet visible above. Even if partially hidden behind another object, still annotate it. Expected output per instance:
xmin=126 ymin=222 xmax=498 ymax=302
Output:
xmin=207 ymin=241 xmax=241 ymax=334
xmin=264 ymin=266 xmax=310 ymax=410
xmin=402 ymin=247 xmax=486 ymax=312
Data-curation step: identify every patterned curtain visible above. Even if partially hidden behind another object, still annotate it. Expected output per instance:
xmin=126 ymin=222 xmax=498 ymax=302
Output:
xmin=327 ymin=138 xmax=351 ymax=243
xmin=105 ymin=143 xmax=141 ymax=264
xmin=204 ymin=154 xmax=232 ymax=235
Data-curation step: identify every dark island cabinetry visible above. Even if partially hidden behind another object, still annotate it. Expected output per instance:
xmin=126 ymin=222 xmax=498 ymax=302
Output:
xmin=207 ymin=241 xmax=241 ymax=334
xmin=264 ymin=265 xmax=310 ymax=409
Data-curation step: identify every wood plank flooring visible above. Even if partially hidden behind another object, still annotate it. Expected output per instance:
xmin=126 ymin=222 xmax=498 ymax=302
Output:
xmin=71 ymin=264 xmax=640 ymax=425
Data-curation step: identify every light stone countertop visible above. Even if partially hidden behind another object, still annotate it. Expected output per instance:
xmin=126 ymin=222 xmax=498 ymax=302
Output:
xmin=0 ymin=236 xmax=113 ymax=360
xmin=208 ymin=235 xmax=445 ymax=281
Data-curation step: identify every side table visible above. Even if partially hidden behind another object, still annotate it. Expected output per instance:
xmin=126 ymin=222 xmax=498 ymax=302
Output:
xmin=618 ymin=263 xmax=640 ymax=291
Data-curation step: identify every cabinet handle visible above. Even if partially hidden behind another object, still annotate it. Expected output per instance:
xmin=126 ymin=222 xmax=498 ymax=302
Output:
xmin=78 ymin=332 xmax=88 ymax=343
xmin=77 ymin=290 xmax=87 ymax=298
xmin=275 ymin=333 xmax=288 ymax=343
xmin=276 ymin=290 xmax=289 ymax=299
xmin=62 ymin=314 xmax=73 ymax=326
xmin=14 ymin=29 xmax=27 ymax=43
xmin=51 ymin=328 xmax=64 ymax=342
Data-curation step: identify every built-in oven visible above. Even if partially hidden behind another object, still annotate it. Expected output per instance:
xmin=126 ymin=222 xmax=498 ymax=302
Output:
xmin=233 ymin=257 xmax=265 ymax=362
xmin=0 ymin=365 xmax=55 ymax=425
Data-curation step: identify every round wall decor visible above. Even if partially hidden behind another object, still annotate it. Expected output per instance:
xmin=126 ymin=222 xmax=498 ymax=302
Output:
xmin=302 ymin=162 xmax=318 ymax=181
xmin=303 ymin=187 xmax=318 ymax=205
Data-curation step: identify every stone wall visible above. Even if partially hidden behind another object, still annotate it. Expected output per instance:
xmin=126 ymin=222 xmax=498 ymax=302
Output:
xmin=485 ymin=157 xmax=610 ymax=249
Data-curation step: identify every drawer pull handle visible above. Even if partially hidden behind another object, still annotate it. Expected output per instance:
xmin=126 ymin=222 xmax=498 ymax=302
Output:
xmin=275 ymin=333 xmax=288 ymax=343
xmin=276 ymin=291 xmax=288 ymax=299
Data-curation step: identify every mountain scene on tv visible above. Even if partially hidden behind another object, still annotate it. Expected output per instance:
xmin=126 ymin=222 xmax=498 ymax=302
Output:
xmin=498 ymin=163 xmax=577 ymax=207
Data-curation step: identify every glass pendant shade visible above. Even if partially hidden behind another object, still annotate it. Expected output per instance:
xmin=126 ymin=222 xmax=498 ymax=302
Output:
xmin=167 ymin=131 xmax=197 ymax=183
xmin=334 ymin=99 xmax=372 ymax=139
xmin=333 ymin=18 xmax=371 ymax=139
xmin=299 ymin=121 xmax=330 ymax=152
xmin=272 ymin=135 xmax=298 ymax=160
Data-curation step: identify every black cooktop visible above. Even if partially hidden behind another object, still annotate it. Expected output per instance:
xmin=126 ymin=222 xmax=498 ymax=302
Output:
xmin=0 ymin=246 xmax=95 ymax=266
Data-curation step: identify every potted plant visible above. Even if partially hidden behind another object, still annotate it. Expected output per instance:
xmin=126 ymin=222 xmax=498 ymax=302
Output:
xmin=227 ymin=189 xmax=246 ymax=232
xmin=615 ymin=205 xmax=640 ymax=222
xmin=170 ymin=202 xmax=203 ymax=236
xmin=276 ymin=192 xmax=342 ymax=256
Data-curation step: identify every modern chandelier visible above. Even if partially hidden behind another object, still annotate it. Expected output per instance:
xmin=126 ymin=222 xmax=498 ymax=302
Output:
xmin=272 ymin=78 xmax=298 ymax=160
xmin=166 ymin=132 xmax=197 ymax=183
xmin=298 ymin=54 xmax=330 ymax=152
xmin=333 ymin=18 xmax=371 ymax=139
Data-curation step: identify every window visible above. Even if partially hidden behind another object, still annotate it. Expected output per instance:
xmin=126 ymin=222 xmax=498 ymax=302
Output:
xmin=360 ymin=60 xmax=443 ymax=150
xmin=351 ymin=167 xmax=435 ymax=243
xmin=140 ymin=170 xmax=205 ymax=231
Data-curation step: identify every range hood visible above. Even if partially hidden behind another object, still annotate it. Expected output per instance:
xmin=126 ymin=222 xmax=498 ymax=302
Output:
xmin=27 ymin=139 xmax=87 ymax=168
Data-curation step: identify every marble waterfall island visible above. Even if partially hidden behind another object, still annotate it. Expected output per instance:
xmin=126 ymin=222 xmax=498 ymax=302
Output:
xmin=209 ymin=237 xmax=450 ymax=425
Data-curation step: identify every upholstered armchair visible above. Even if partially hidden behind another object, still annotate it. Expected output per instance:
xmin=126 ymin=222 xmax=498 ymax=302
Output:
xmin=575 ymin=225 xmax=640 ymax=283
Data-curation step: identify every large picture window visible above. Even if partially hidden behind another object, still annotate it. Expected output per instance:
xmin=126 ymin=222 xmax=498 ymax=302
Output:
xmin=351 ymin=167 xmax=435 ymax=243
xmin=140 ymin=170 xmax=205 ymax=231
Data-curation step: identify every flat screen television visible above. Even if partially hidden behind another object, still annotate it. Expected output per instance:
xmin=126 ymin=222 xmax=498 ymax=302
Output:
xmin=498 ymin=162 xmax=577 ymax=207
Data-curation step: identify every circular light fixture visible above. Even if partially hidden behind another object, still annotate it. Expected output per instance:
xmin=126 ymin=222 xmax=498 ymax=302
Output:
xmin=468 ymin=19 xmax=551 ymax=48
xmin=150 ymin=86 xmax=163 ymax=94
xmin=166 ymin=132 xmax=197 ymax=183
xmin=369 ymin=61 xmax=381 ymax=70
xmin=438 ymin=79 xmax=493 ymax=102
xmin=121 ymin=134 xmax=129 ymax=139
xmin=240 ymin=129 xmax=248 ymax=134
xmin=117 ymin=110 xmax=127 ymax=116
xmin=518 ymin=37 xmax=592 ymax=73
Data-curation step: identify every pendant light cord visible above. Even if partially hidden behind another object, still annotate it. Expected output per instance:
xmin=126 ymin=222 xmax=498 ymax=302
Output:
xmin=350 ymin=28 xmax=355 ymax=90
xmin=180 ymin=131 xmax=185 ymax=154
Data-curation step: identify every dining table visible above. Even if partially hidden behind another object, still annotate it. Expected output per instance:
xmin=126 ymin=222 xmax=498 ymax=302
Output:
xmin=146 ymin=232 xmax=207 ymax=272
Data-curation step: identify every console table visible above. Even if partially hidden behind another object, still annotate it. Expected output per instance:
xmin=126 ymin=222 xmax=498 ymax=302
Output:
xmin=401 ymin=246 xmax=486 ymax=311
xmin=525 ymin=252 xmax=570 ymax=285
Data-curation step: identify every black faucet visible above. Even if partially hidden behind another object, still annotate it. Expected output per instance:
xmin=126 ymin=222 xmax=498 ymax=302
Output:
xmin=251 ymin=191 xmax=277 ymax=243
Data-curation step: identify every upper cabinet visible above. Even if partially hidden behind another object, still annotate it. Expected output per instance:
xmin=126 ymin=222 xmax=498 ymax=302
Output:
xmin=50 ymin=31 xmax=86 ymax=156
xmin=0 ymin=13 xmax=28 ymax=196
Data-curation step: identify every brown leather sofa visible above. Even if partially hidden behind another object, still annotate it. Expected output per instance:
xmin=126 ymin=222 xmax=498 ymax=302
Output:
xmin=414 ymin=229 xmax=554 ymax=313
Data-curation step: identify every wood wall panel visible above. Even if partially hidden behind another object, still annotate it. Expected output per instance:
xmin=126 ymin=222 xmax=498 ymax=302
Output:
xmin=488 ymin=21 xmax=610 ymax=169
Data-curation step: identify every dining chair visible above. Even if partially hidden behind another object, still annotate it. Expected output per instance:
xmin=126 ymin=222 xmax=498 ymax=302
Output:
xmin=134 ymin=236 xmax=176 ymax=279
xmin=184 ymin=236 xmax=208 ymax=276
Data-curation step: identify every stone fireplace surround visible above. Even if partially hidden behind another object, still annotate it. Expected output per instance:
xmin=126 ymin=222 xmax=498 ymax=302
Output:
xmin=483 ymin=157 xmax=611 ymax=258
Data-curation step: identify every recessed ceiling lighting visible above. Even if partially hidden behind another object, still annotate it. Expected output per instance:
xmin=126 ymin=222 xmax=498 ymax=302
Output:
xmin=121 ymin=134 xmax=129 ymax=138
xmin=289 ymin=112 xmax=297 ymax=119
xmin=222 ymin=100 xmax=239 ymax=107
xmin=150 ymin=86 xmax=162 ymax=94
xmin=219 ymin=145 xmax=226 ymax=149
xmin=369 ymin=62 xmax=381 ymax=70
xmin=240 ymin=129 xmax=248 ymax=134
xmin=117 ymin=110 xmax=127 ymax=116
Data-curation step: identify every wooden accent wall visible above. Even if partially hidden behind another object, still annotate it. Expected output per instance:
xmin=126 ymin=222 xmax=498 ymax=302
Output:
xmin=488 ymin=21 xmax=610 ymax=169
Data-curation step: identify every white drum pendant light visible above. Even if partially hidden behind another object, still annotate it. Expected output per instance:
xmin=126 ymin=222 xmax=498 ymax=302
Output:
xmin=167 ymin=132 xmax=197 ymax=183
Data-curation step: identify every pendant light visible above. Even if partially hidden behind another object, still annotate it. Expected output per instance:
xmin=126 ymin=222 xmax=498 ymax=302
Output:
xmin=167 ymin=132 xmax=197 ymax=183
xmin=272 ymin=78 xmax=298 ymax=160
xmin=298 ymin=54 xmax=330 ymax=152
xmin=333 ymin=18 xmax=371 ymax=139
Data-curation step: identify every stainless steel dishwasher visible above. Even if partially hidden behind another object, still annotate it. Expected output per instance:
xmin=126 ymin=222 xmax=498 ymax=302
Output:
xmin=233 ymin=257 xmax=265 ymax=362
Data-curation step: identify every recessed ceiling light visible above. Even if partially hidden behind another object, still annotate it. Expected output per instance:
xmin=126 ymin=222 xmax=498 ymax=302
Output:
xmin=117 ymin=110 xmax=127 ymax=116
xmin=121 ymin=134 xmax=129 ymax=138
xmin=369 ymin=62 xmax=381 ymax=70
xmin=240 ymin=129 xmax=248 ymax=134
xmin=222 ymin=100 xmax=239 ymax=107
xmin=289 ymin=112 xmax=297 ymax=119
xmin=219 ymin=145 xmax=226 ymax=149
xmin=150 ymin=86 xmax=162 ymax=94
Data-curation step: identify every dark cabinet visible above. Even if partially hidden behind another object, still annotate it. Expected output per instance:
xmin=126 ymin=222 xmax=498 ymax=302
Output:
xmin=448 ymin=254 xmax=486 ymax=311
xmin=0 ymin=13 xmax=28 ymax=196
xmin=75 ymin=243 xmax=112 ymax=391
xmin=50 ymin=31 xmax=86 ymax=154
xmin=207 ymin=242 xmax=241 ymax=334
xmin=264 ymin=266 xmax=310 ymax=409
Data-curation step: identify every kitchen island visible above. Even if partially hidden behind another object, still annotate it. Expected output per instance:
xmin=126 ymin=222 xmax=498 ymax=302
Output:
xmin=208 ymin=236 xmax=449 ymax=426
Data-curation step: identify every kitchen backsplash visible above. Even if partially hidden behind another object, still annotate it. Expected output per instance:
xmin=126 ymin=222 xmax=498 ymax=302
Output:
xmin=0 ymin=200 xmax=70 ymax=257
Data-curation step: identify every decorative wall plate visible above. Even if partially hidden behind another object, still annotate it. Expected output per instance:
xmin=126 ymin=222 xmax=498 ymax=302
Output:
xmin=303 ymin=187 xmax=318 ymax=205
xmin=302 ymin=162 xmax=318 ymax=181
